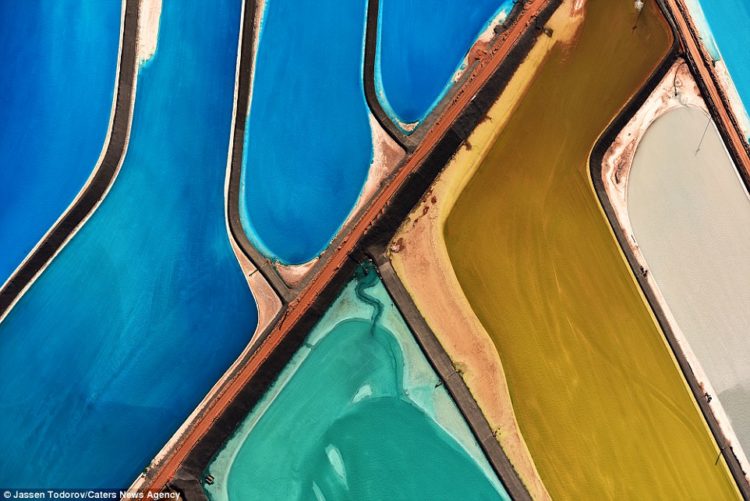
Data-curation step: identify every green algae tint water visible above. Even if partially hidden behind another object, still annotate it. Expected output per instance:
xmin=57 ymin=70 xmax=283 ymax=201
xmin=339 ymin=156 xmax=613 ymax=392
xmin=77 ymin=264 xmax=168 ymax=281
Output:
xmin=204 ymin=265 xmax=510 ymax=500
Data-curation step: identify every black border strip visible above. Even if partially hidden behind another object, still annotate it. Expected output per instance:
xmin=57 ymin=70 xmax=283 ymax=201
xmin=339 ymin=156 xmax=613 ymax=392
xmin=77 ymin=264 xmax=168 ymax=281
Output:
xmin=362 ymin=0 xmax=411 ymax=150
xmin=589 ymin=1 xmax=750 ymax=496
xmin=371 ymin=251 xmax=532 ymax=500
xmin=224 ymin=0 xmax=294 ymax=303
xmin=0 ymin=0 xmax=140 ymax=317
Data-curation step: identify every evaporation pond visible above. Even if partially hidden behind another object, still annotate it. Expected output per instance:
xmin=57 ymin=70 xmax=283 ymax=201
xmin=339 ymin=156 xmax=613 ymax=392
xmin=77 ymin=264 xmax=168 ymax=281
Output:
xmin=204 ymin=265 xmax=509 ymax=501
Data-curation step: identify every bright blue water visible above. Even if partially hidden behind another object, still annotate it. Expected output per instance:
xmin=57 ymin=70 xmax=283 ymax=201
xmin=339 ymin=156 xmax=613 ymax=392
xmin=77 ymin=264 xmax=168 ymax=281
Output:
xmin=239 ymin=0 xmax=373 ymax=265
xmin=0 ymin=0 xmax=257 ymax=488
xmin=0 ymin=0 xmax=120 ymax=286
xmin=376 ymin=0 xmax=515 ymax=127
xmin=695 ymin=0 xmax=750 ymax=138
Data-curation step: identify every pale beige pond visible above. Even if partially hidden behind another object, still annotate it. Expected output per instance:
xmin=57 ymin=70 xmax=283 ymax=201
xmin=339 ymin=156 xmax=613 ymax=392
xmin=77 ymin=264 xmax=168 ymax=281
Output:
xmin=629 ymin=105 xmax=750 ymax=455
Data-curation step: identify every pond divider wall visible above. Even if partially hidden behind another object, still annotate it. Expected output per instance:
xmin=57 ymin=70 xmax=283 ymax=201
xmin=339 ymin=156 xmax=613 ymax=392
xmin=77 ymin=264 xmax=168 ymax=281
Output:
xmin=362 ymin=0 xmax=412 ymax=150
xmin=590 ymin=0 xmax=750 ymax=495
xmin=224 ymin=0 xmax=294 ymax=302
xmin=371 ymin=252 xmax=532 ymax=500
xmin=0 ymin=0 xmax=139 ymax=318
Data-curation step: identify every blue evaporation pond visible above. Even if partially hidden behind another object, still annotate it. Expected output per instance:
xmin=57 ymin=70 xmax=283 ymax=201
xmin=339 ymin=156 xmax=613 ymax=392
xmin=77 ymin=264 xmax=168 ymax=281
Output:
xmin=697 ymin=0 xmax=750 ymax=133
xmin=239 ymin=0 xmax=373 ymax=266
xmin=0 ymin=0 xmax=120 ymax=285
xmin=376 ymin=0 xmax=515 ymax=127
xmin=0 ymin=0 xmax=257 ymax=488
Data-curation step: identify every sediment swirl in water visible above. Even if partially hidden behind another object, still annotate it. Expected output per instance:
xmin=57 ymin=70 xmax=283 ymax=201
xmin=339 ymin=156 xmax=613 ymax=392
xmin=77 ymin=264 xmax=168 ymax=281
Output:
xmin=444 ymin=0 xmax=738 ymax=497
xmin=204 ymin=267 xmax=508 ymax=501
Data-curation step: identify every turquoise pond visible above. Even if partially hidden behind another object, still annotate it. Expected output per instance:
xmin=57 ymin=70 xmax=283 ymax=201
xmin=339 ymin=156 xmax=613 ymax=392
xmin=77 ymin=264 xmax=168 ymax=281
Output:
xmin=691 ymin=0 xmax=750 ymax=138
xmin=0 ymin=0 xmax=120 ymax=286
xmin=0 ymin=0 xmax=257 ymax=488
xmin=204 ymin=265 xmax=509 ymax=501
xmin=239 ymin=0 xmax=374 ymax=266
xmin=375 ymin=0 xmax=516 ymax=128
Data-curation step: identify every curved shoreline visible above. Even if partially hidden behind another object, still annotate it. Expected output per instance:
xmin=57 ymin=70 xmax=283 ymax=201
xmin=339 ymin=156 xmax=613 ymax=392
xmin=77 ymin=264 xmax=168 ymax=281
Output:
xmin=600 ymin=65 xmax=750 ymax=478
xmin=0 ymin=0 xmax=139 ymax=321
xmin=665 ymin=0 xmax=750 ymax=188
xmin=231 ymin=0 xmax=530 ymax=290
xmin=223 ymin=0 xmax=294 ymax=302
xmin=223 ymin=0 xmax=404 ymax=293
xmin=385 ymin=5 xmax=582 ymax=497
xmin=363 ymin=0 xmax=412 ymax=150
xmin=589 ymin=2 xmax=750 ymax=492
xmin=138 ymin=0 xmax=559 ymax=495
xmin=363 ymin=0 xmax=526 ymax=151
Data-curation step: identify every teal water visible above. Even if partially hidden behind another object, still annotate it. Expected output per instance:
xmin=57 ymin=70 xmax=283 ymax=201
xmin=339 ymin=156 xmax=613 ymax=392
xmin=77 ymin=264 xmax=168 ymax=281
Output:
xmin=0 ymin=0 xmax=257 ymax=488
xmin=0 ymin=0 xmax=120 ymax=285
xmin=239 ymin=0 xmax=374 ymax=265
xmin=204 ymin=265 xmax=509 ymax=501
xmin=691 ymin=0 xmax=750 ymax=139
xmin=375 ymin=0 xmax=515 ymax=129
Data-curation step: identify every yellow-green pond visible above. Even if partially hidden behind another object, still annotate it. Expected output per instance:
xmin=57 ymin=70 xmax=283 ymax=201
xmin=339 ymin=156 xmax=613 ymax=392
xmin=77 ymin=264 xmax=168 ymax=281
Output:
xmin=444 ymin=0 xmax=739 ymax=498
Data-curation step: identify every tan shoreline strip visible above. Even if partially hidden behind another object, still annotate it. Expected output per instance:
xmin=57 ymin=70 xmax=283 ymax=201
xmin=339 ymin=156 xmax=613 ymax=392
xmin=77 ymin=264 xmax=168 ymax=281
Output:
xmin=601 ymin=60 xmax=750 ymax=481
xmin=136 ymin=0 xmax=161 ymax=64
xmin=274 ymin=114 xmax=405 ymax=286
xmin=389 ymin=5 xmax=583 ymax=498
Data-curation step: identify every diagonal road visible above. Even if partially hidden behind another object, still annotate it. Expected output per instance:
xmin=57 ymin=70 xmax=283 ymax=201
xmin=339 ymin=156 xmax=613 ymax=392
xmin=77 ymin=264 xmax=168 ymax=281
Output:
xmin=143 ymin=0 xmax=557 ymax=491
xmin=664 ymin=0 xmax=750 ymax=184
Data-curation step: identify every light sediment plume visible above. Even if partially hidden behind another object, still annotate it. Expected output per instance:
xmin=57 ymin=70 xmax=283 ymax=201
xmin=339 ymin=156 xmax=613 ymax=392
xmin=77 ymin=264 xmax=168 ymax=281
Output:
xmin=137 ymin=0 xmax=162 ymax=64
xmin=203 ymin=269 xmax=509 ymax=501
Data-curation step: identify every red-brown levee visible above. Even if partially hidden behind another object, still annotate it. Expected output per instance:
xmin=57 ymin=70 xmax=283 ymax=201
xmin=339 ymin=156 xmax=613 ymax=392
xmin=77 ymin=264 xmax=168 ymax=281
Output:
xmin=666 ymin=0 xmax=750 ymax=179
xmin=144 ymin=0 xmax=553 ymax=490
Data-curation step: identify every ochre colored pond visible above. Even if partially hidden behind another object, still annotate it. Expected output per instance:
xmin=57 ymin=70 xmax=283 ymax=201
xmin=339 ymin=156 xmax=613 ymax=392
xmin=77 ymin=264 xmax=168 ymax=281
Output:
xmin=444 ymin=0 xmax=738 ymax=498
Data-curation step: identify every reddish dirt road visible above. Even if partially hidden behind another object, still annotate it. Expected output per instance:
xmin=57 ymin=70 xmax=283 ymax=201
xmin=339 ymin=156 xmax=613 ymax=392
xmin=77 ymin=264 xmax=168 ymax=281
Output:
xmin=144 ymin=0 xmax=554 ymax=490
xmin=666 ymin=0 xmax=750 ymax=178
